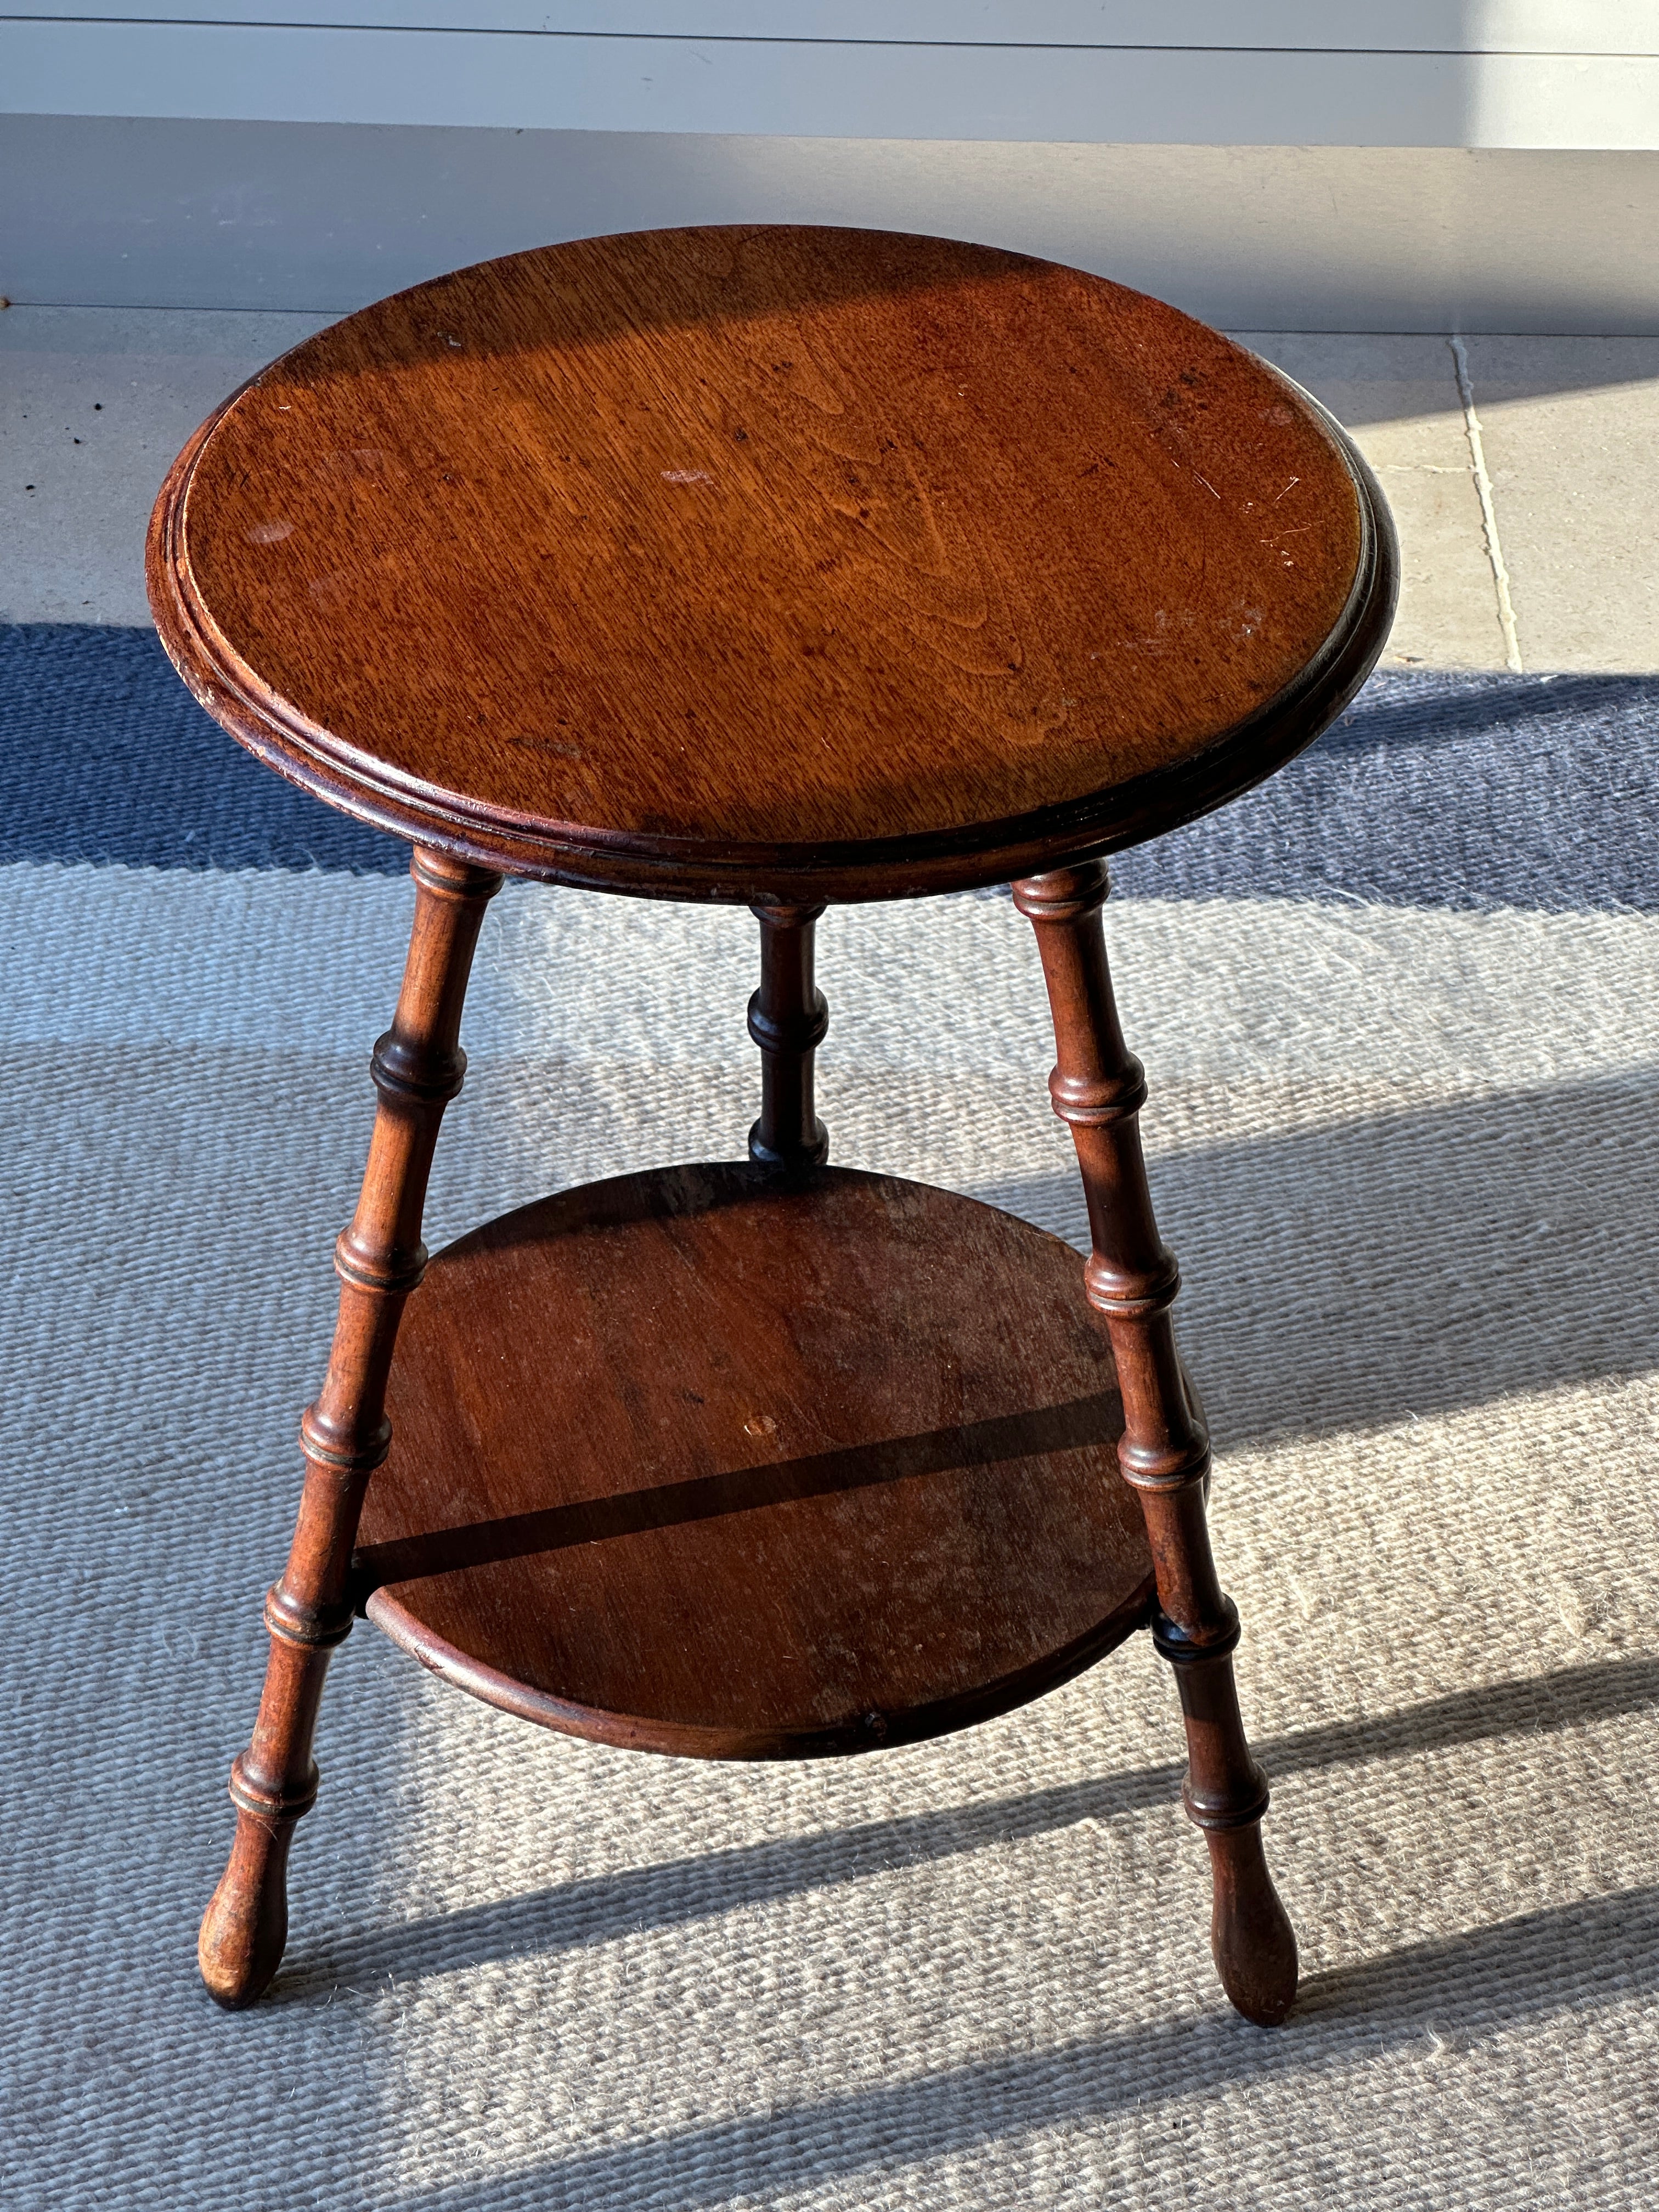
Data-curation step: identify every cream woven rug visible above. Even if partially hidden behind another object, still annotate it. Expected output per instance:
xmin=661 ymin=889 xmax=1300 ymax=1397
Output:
xmin=3 ymin=774 xmax=1656 ymax=2208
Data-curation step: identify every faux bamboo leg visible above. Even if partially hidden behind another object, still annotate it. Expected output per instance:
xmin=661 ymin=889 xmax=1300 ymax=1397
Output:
xmin=1012 ymin=862 xmax=1298 ymax=2027
xmin=198 ymin=848 xmax=503 ymax=2008
xmin=748 ymin=902 xmax=830 ymax=1172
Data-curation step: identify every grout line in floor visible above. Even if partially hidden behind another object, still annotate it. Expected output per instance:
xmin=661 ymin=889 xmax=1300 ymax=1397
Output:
xmin=1449 ymin=335 xmax=1524 ymax=674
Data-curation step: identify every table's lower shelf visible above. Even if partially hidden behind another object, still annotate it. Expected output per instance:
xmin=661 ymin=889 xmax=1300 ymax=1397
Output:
xmin=355 ymin=1164 xmax=1155 ymax=1758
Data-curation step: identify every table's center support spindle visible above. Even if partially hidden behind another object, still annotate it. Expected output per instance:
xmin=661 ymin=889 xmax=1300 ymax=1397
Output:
xmin=748 ymin=903 xmax=829 ymax=1172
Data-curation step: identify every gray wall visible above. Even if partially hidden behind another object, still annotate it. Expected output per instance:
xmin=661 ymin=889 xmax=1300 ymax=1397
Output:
xmin=5 ymin=116 xmax=1659 ymax=331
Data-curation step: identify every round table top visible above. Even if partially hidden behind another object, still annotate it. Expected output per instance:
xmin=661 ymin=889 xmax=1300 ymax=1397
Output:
xmin=148 ymin=225 xmax=1396 ymax=902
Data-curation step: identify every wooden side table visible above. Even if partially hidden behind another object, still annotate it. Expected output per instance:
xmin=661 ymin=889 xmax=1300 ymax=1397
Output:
xmin=148 ymin=225 xmax=1396 ymax=2027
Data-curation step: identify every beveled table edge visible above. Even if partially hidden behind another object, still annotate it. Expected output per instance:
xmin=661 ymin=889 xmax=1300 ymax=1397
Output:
xmin=362 ymin=1576 xmax=1157 ymax=1760
xmin=146 ymin=348 xmax=1399 ymax=906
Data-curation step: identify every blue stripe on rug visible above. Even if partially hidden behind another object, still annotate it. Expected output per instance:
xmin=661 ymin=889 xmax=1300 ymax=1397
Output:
xmin=0 ymin=622 xmax=399 ymax=875
xmin=2 ymin=624 xmax=1655 ymax=907
xmin=1111 ymin=668 xmax=1659 ymax=910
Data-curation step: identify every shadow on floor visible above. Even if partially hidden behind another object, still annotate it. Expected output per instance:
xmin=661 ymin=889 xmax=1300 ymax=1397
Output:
xmin=276 ymin=1653 xmax=1657 ymax=1997
xmin=977 ymin=1069 xmax=1659 ymax=1449
xmin=369 ymin=1879 xmax=1659 ymax=2211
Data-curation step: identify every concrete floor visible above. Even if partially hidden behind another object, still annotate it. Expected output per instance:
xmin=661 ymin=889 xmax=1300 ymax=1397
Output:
xmin=2 ymin=304 xmax=1655 ymax=673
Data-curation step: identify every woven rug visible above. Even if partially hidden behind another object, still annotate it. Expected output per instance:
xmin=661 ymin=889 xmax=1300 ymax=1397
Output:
xmin=3 ymin=624 xmax=1656 ymax=2210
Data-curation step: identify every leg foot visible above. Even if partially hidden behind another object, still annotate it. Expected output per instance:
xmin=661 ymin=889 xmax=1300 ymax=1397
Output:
xmin=199 ymin=1804 xmax=300 ymax=2010
xmin=1163 ymin=1612 xmax=1299 ymax=2025
xmin=1205 ymin=1826 xmax=1299 ymax=2027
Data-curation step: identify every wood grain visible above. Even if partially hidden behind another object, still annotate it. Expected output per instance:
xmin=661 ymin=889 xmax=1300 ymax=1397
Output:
xmin=148 ymin=224 xmax=1396 ymax=901
xmin=354 ymin=1163 xmax=1157 ymax=1757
